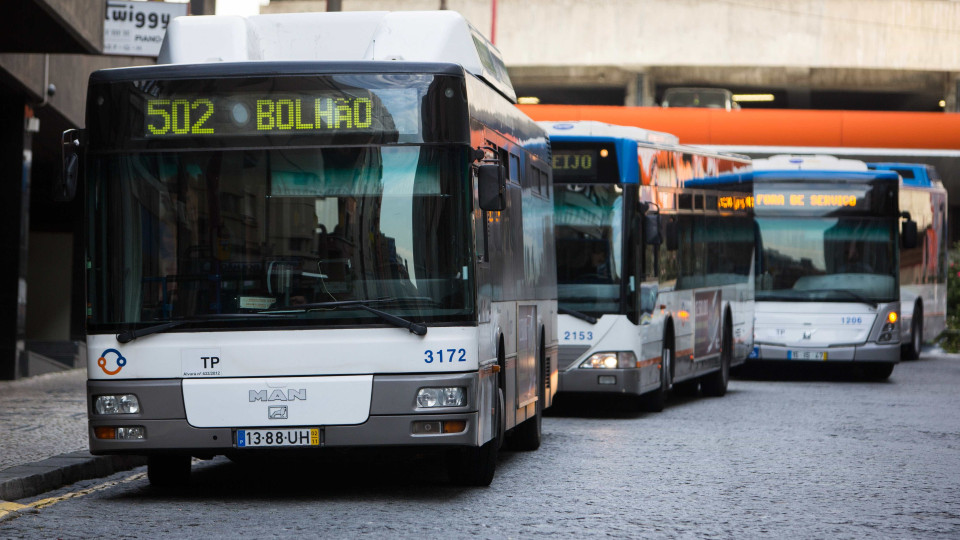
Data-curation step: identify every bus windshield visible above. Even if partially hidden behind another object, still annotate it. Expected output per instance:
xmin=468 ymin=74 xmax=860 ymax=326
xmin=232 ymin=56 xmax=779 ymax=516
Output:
xmin=756 ymin=216 xmax=897 ymax=303
xmin=87 ymin=145 xmax=474 ymax=331
xmin=554 ymin=184 xmax=624 ymax=314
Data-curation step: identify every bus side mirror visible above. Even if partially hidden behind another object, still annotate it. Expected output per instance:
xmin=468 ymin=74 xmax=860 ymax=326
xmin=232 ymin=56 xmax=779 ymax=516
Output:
xmin=664 ymin=217 xmax=679 ymax=251
xmin=478 ymin=163 xmax=506 ymax=211
xmin=901 ymin=217 xmax=918 ymax=250
xmin=642 ymin=205 xmax=662 ymax=245
xmin=56 ymin=129 xmax=83 ymax=202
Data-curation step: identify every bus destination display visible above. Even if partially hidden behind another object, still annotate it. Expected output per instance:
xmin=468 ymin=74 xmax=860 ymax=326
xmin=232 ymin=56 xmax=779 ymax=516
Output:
xmin=552 ymin=150 xmax=598 ymax=181
xmin=752 ymin=187 xmax=871 ymax=213
xmin=143 ymin=92 xmax=404 ymax=138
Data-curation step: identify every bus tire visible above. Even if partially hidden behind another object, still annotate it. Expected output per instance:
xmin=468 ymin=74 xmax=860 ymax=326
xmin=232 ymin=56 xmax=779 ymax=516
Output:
xmin=902 ymin=305 xmax=923 ymax=361
xmin=447 ymin=384 xmax=501 ymax=486
xmin=701 ymin=319 xmax=732 ymax=397
xmin=147 ymin=455 xmax=191 ymax=488
xmin=641 ymin=338 xmax=672 ymax=412
xmin=864 ymin=362 xmax=895 ymax=381
xmin=510 ymin=334 xmax=544 ymax=451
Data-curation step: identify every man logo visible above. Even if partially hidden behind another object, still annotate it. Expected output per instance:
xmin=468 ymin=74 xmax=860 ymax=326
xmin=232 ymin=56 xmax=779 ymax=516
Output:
xmin=249 ymin=389 xmax=307 ymax=402
xmin=268 ymin=406 xmax=288 ymax=420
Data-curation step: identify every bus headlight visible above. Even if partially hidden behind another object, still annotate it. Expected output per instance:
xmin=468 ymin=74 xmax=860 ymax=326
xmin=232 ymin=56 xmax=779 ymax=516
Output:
xmin=579 ymin=352 xmax=637 ymax=369
xmin=94 ymin=394 xmax=140 ymax=415
xmin=416 ymin=387 xmax=466 ymax=408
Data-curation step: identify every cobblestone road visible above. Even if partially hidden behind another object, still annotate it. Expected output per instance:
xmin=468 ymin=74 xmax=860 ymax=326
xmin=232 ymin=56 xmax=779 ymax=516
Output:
xmin=3 ymin=353 xmax=959 ymax=538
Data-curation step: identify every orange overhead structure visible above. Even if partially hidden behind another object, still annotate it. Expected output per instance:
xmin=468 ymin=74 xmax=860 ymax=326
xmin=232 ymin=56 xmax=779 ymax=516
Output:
xmin=517 ymin=105 xmax=960 ymax=150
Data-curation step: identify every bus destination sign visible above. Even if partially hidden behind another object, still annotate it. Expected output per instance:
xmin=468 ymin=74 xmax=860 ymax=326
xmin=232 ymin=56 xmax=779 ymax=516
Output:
xmin=143 ymin=92 xmax=400 ymax=138
xmin=752 ymin=187 xmax=870 ymax=213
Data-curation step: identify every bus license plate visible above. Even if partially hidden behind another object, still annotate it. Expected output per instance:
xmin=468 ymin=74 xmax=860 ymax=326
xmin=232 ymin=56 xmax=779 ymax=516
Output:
xmin=237 ymin=428 xmax=320 ymax=448
xmin=788 ymin=350 xmax=827 ymax=361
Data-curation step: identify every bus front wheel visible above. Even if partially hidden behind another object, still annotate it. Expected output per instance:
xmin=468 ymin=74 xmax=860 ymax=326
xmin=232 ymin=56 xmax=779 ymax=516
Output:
xmin=147 ymin=455 xmax=191 ymax=488
xmin=447 ymin=383 xmax=502 ymax=486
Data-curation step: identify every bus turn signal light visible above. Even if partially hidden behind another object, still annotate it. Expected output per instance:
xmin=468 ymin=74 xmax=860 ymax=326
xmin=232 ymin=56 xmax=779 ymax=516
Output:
xmin=888 ymin=312 xmax=898 ymax=324
xmin=94 ymin=427 xmax=116 ymax=440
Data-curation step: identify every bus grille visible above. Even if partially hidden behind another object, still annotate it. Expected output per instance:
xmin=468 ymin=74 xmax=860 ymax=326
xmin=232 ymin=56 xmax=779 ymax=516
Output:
xmin=558 ymin=345 xmax=591 ymax=370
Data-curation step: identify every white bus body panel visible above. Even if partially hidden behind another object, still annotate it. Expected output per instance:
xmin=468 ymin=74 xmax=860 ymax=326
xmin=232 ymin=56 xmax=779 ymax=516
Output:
xmin=754 ymin=302 xmax=877 ymax=347
xmin=182 ymin=375 xmax=373 ymax=427
xmin=87 ymin=326 xmax=480 ymax=380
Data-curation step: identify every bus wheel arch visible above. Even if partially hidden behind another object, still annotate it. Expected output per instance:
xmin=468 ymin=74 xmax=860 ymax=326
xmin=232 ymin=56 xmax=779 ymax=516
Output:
xmin=701 ymin=310 xmax=733 ymax=397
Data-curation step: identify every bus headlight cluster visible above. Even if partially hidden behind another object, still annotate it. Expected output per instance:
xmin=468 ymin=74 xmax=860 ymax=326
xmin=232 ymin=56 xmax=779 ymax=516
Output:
xmin=94 ymin=394 xmax=140 ymax=415
xmin=416 ymin=387 xmax=466 ymax=408
xmin=579 ymin=351 xmax=637 ymax=369
xmin=878 ymin=312 xmax=898 ymax=342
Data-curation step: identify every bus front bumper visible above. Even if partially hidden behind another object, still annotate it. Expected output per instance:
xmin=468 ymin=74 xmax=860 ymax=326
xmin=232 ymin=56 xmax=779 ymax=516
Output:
xmin=87 ymin=373 xmax=481 ymax=455
xmin=558 ymin=367 xmax=643 ymax=395
xmin=748 ymin=342 xmax=900 ymax=363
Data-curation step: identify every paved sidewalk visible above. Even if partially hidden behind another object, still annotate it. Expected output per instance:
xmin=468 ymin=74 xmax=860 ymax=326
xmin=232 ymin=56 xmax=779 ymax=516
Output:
xmin=0 ymin=369 xmax=144 ymax=502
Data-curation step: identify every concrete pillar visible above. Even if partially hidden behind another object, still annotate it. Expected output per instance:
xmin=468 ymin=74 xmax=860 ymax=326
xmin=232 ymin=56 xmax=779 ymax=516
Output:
xmin=0 ymin=100 xmax=32 ymax=380
xmin=948 ymin=76 xmax=960 ymax=113
xmin=625 ymin=71 xmax=655 ymax=107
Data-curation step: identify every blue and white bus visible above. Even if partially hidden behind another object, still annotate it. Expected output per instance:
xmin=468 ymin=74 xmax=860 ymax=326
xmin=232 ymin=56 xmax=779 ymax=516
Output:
xmin=65 ymin=11 xmax=558 ymax=487
xmin=542 ymin=121 xmax=755 ymax=411
xmin=748 ymin=155 xmax=946 ymax=378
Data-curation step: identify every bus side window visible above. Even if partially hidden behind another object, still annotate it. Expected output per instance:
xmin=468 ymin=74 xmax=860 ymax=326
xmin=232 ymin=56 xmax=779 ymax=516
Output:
xmin=509 ymin=153 xmax=520 ymax=184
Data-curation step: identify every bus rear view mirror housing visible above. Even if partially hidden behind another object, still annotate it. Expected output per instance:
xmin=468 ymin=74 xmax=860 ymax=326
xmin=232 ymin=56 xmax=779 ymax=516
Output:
xmin=57 ymin=129 xmax=83 ymax=202
xmin=901 ymin=212 xmax=918 ymax=249
xmin=478 ymin=163 xmax=506 ymax=211
xmin=664 ymin=216 xmax=679 ymax=251
xmin=641 ymin=202 xmax=662 ymax=245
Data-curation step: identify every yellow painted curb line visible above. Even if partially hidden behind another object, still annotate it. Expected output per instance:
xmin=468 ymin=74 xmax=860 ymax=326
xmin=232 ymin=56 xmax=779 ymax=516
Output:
xmin=0 ymin=472 xmax=145 ymax=522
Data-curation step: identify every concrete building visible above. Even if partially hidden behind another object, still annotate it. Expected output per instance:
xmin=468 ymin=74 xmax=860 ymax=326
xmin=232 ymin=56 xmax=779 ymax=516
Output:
xmin=263 ymin=0 xmax=960 ymax=111
xmin=0 ymin=0 xmax=213 ymax=380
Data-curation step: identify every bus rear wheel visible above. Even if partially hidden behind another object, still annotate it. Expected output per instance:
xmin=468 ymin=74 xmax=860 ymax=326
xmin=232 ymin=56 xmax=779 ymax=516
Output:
xmin=147 ymin=455 xmax=191 ymax=488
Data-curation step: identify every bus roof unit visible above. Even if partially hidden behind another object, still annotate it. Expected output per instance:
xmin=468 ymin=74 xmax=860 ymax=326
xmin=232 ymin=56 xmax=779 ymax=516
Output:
xmin=866 ymin=163 xmax=940 ymax=188
xmin=539 ymin=120 xmax=679 ymax=145
xmin=157 ymin=10 xmax=517 ymax=102
xmin=753 ymin=154 xmax=869 ymax=172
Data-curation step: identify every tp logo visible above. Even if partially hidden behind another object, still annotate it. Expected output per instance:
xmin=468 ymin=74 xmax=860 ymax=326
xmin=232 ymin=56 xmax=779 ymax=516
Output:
xmin=98 ymin=349 xmax=127 ymax=375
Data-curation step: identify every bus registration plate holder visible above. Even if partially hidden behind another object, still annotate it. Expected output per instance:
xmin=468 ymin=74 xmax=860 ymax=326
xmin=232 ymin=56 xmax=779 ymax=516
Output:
xmin=788 ymin=350 xmax=827 ymax=361
xmin=236 ymin=428 xmax=321 ymax=448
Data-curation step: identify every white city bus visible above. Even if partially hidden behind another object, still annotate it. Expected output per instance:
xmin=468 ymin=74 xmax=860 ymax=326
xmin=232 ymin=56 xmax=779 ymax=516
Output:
xmin=748 ymin=155 xmax=946 ymax=378
xmin=63 ymin=11 xmax=558 ymax=487
xmin=541 ymin=121 xmax=755 ymax=411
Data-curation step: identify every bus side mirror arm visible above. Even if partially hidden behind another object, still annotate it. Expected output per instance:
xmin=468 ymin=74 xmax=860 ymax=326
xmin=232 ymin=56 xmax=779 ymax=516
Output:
xmin=56 ymin=128 xmax=84 ymax=202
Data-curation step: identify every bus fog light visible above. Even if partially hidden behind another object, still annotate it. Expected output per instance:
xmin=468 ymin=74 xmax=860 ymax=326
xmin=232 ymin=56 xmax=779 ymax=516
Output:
xmin=412 ymin=421 xmax=442 ymax=434
xmin=95 ymin=394 xmax=140 ymax=415
xmin=882 ymin=323 xmax=895 ymax=332
xmin=879 ymin=332 xmax=892 ymax=342
xmin=598 ymin=375 xmax=617 ymax=385
xmin=416 ymin=387 xmax=466 ymax=408
xmin=116 ymin=426 xmax=145 ymax=440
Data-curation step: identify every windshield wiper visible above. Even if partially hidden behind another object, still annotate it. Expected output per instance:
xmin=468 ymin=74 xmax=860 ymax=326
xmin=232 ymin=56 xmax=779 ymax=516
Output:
xmin=261 ymin=298 xmax=428 ymax=336
xmin=116 ymin=313 xmax=295 ymax=344
xmin=558 ymin=306 xmax=598 ymax=325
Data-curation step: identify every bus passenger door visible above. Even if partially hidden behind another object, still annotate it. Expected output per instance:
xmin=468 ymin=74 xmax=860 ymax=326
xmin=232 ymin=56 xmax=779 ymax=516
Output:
xmin=516 ymin=305 xmax=537 ymax=417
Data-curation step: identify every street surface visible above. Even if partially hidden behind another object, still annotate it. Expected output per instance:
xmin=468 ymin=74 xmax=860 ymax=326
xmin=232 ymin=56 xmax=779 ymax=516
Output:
xmin=3 ymin=352 xmax=959 ymax=538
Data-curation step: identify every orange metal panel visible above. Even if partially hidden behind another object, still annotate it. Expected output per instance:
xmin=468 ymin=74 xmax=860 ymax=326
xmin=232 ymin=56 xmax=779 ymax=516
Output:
xmin=518 ymin=105 xmax=960 ymax=150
